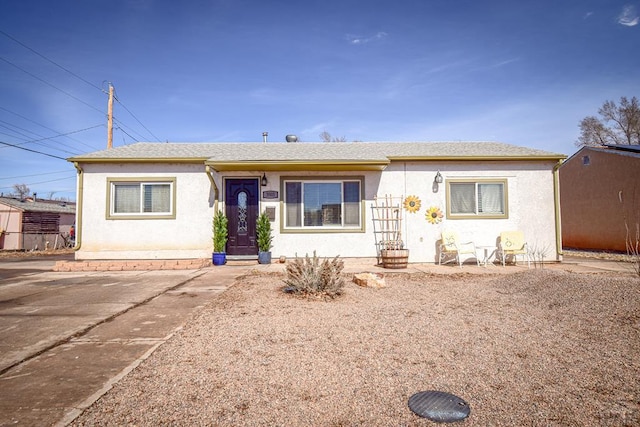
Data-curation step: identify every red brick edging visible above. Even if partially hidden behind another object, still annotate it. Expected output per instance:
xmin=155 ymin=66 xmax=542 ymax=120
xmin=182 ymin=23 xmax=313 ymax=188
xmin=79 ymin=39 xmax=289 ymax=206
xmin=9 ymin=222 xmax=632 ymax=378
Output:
xmin=53 ymin=258 xmax=212 ymax=272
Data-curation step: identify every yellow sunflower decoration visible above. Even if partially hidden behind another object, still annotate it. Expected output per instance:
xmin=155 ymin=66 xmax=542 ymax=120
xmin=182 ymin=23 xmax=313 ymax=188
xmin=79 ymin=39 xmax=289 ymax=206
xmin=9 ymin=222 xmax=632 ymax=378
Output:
xmin=403 ymin=195 xmax=421 ymax=213
xmin=426 ymin=206 xmax=443 ymax=224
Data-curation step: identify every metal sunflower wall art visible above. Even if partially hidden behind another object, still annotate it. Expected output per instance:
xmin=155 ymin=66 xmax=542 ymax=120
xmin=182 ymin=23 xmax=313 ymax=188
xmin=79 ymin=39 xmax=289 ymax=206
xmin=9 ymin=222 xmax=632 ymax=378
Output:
xmin=426 ymin=206 xmax=444 ymax=224
xmin=403 ymin=195 xmax=421 ymax=213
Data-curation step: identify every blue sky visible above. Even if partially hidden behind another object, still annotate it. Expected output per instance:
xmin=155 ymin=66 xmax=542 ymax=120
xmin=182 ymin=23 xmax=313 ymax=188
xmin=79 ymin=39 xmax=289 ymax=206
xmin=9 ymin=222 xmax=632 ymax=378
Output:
xmin=1 ymin=0 xmax=639 ymax=201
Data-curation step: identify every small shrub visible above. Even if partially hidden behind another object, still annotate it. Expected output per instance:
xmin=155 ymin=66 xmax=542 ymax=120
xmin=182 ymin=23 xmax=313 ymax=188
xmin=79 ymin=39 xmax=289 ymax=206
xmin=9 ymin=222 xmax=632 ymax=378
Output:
xmin=212 ymin=210 xmax=228 ymax=253
xmin=256 ymin=212 xmax=273 ymax=252
xmin=530 ymin=242 xmax=551 ymax=269
xmin=625 ymin=221 xmax=640 ymax=278
xmin=283 ymin=251 xmax=345 ymax=298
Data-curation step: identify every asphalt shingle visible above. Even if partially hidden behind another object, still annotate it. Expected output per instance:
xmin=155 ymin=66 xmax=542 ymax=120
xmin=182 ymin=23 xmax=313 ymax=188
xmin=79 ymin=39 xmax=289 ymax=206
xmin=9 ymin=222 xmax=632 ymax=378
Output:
xmin=69 ymin=141 xmax=565 ymax=163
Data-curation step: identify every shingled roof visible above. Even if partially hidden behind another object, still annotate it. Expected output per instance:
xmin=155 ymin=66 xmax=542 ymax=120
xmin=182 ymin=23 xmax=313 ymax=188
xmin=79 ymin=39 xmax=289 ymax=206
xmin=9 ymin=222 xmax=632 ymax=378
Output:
xmin=69 ymin=141 xmax=565 ymax=170
xmin=0 ymin=197 xmax=76 ymax=214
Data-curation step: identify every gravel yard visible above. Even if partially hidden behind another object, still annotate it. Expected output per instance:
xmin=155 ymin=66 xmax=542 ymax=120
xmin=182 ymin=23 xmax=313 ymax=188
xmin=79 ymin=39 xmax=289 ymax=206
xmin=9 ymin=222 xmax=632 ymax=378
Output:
xmin=72 ymin=269 xmax=639 ymax=426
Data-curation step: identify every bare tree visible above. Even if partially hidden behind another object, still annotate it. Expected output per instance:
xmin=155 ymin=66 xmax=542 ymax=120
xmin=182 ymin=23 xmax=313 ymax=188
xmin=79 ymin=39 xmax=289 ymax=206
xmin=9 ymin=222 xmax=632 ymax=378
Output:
xmin=577 ymin=96 xmax=640 ymax=146
xmin=13 ymin=183 xmax=30 ymax=199
xmin=319 ymin=131 xmax=347 ymax=142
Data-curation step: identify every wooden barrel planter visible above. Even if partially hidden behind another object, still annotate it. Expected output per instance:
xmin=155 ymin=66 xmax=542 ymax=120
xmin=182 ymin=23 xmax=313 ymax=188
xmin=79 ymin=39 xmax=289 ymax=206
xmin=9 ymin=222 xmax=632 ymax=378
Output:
xmin=381 ymin=249 xmax=409 ymax=269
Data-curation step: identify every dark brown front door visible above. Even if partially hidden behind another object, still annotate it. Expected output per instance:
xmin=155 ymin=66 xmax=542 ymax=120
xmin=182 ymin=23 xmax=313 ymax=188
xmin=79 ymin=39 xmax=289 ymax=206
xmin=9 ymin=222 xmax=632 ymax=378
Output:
xmin=225 ymin=178 xmax=259 ymax=256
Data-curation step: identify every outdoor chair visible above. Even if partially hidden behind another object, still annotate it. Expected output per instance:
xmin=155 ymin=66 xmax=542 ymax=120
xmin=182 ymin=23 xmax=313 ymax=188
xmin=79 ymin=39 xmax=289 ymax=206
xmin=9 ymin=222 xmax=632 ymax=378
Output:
xmin=438 ymin=230 xmax=479 ymax=267
xmin=497 ymin=231 xmax=530 ymax=268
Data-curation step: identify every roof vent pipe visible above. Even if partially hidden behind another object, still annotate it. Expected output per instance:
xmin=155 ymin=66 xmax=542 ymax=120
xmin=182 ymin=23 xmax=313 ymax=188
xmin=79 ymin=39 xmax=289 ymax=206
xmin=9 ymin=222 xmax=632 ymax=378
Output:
xmin=262 ymin=132 xmax=268 ymax=143
xmin=285 ymin=134 xmax=298 ymax=143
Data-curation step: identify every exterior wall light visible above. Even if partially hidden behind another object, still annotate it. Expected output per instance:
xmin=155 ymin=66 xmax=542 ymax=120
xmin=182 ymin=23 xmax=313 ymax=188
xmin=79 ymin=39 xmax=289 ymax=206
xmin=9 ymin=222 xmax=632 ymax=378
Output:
xmin=261 ymin=173 xmax=268 ymax=187
xmin=433 ymin=171 xmax=443 ymax=193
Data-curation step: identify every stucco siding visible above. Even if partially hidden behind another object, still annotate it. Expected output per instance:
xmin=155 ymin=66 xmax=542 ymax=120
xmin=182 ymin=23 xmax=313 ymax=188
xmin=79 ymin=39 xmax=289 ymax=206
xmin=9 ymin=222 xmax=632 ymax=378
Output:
xmin=0 ymin=208 xmax=22 ymax=250
xmin=374 ymin=161 xmax=558 ymax=263
xmin=560 ymin=148 xmax=640 ymax=252
xmin=259 ymin=161 xmax=558 ymax=263
xmin=76 ymin=159 xmax=560 ymax=263
xmin=77 ymin=163 xmax=214 ymax=260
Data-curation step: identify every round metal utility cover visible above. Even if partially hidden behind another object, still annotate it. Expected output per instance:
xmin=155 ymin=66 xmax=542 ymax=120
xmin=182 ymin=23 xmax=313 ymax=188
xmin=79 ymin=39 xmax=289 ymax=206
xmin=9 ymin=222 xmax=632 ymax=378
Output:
xmin=408 ymin=390 xmax=470 ymax=423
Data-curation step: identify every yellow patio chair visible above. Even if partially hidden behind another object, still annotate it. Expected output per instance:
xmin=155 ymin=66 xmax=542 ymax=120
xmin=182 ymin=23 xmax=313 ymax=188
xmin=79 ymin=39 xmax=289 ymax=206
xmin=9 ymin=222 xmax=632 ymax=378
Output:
xmin=438 ymin=230 xmax=479 ymax=267
xmin=497 ymin=231 xmax=530 ymax=268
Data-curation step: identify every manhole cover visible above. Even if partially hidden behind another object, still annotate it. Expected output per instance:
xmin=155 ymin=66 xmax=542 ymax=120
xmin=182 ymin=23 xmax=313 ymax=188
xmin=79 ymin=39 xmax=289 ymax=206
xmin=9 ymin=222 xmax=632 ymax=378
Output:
xmin=408 ymin=390 xmax=470 ymax=423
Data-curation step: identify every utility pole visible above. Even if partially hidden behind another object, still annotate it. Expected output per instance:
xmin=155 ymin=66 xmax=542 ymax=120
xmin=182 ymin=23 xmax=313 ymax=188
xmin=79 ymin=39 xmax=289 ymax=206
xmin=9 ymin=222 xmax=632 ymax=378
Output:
xmin=107 ymin=83 xmax=114 ymax=149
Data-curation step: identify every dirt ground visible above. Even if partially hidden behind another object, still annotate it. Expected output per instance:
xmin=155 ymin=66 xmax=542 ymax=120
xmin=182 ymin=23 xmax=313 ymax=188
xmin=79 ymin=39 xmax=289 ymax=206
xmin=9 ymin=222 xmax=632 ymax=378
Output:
xmin=72 ymin=268 xmax=640 ymax=426
xmin=0 ymin=248 xmax=74 ymax=259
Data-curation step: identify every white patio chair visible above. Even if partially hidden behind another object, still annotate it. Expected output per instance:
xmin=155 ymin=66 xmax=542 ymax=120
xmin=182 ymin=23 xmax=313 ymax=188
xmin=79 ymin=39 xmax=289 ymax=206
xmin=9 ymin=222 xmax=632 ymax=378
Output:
xmin=438 ymin=230 xmax=479 ymax=267
xmin=497 ymin=231 xmax=531 ymax=268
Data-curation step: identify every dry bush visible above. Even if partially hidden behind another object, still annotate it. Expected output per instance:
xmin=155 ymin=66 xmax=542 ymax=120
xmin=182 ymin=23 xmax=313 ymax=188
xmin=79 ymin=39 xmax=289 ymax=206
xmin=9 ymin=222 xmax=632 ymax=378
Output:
xmin=283 ymin=251 xmax=345 ymax=298
xmin=625 ymin=221 xmax=640 ymax=278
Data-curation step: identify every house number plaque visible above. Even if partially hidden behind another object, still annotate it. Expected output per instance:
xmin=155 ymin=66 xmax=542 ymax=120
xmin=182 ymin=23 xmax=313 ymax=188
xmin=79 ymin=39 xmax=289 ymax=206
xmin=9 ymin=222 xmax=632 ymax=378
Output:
xmin=265 ymin=207 xmax=276 ymax=221
xmin=262 ymin=191 xmax=278 ymax=199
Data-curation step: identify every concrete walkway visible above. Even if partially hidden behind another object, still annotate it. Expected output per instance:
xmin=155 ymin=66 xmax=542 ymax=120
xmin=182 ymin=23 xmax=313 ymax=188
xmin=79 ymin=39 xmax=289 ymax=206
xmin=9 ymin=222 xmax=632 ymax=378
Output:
xmin=0 ymin=254 xmax=632 ymax=427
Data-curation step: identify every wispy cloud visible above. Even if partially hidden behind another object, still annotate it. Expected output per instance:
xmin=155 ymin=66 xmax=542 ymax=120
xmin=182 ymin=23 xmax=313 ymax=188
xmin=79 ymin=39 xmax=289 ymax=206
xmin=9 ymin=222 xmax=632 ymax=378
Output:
xmin=583 ymin=11 xmax=594 ymax=20
xmin=345 ymin=31 xmax=388 ymax=45
xmin=301 ymin=121 xmax=335 ymax=137
xmin=488 ymin=58 xmax=520 ymax=69
xmin=618 ymin=5 xmax=639 ymax=26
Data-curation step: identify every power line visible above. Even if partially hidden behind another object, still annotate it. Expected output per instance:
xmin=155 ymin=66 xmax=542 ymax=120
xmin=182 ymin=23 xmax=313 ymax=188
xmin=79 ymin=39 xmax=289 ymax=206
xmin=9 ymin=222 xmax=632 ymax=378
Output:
xmin=0 ymin=56 xmax=105 ymax=115
xmin=114 ymin=125 xmax=139 ymax=143
xmin=0 ymin=106 xmax=101 ymax=151
xmin=0 ymin=34 xmax=161 ymax=149
xmin=113 ymin=117 xmax=146 ymax=141
xmin=0 ymin=175 xmax=76 ymax=192
xmin=0 ymin=121 xmax=90 ymax=155
xmin=0 ymin=140 xmax=68 ymax=160
xmin=0 ymin=120 xmax=102 ymax=152
xmin=0 ymin=30 xmax=103 ymax=92
xmin=113 ymin=89 xmax=161 ymax=141
xmin=0 ymin=170 xmax=72 ymax=180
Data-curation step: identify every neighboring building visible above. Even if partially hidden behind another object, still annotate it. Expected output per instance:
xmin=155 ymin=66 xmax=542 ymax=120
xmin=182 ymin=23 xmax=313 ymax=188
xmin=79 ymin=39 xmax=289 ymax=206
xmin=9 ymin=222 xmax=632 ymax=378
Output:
xmin=0 ymin=197 xmax=76 ymax=251
xmin=68 ymin=141 xmax=565 ymax=263
xmin=559 ymin=144 xmax=640 ymax=252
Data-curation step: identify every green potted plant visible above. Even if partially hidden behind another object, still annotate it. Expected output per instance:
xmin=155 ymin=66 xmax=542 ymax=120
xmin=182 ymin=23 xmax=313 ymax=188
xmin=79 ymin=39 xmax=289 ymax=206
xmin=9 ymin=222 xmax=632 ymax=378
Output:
xmin=256 ymin=211 xmax=273 ymax=264
xmin=212 ymin=210 xmax=228 ymax=265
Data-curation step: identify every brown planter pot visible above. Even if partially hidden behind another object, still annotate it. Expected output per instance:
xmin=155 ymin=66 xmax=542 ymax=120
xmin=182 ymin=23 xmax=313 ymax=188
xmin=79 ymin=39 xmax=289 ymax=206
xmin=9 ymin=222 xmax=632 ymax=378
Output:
xmin=381 ymin=249 xmax=409 ymax=269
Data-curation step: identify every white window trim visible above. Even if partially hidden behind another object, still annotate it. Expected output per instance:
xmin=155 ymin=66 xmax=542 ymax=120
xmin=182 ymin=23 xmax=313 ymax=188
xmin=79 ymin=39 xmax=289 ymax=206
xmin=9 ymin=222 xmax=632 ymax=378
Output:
xmin=106 ymin=177 xmax=176 ymax=220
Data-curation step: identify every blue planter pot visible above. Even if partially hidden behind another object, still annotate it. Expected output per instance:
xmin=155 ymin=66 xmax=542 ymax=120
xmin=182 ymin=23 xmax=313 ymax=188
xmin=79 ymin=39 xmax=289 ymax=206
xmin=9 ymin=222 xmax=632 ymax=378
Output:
xmin=258 ymin=251 xmax=272 ymax=264
xmin=212 ymin=252 xmax=226 ymax=266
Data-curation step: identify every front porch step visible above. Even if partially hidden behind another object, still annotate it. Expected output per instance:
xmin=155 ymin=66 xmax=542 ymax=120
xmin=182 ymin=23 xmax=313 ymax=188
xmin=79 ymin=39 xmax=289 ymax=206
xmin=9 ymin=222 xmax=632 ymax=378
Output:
xmin=225 ymin=255 xmax=258 ymax=266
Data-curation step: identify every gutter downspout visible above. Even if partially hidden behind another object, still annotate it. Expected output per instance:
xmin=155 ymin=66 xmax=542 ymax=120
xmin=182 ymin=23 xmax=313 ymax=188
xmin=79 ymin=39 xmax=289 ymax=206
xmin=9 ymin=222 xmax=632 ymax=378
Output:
xmin=73 ymin=162 xmax=83 ymax=251
xmin=553 ymin=159 xmax=563 ymax=261
xmin=205 ymin=165 xmax=219 ymax=212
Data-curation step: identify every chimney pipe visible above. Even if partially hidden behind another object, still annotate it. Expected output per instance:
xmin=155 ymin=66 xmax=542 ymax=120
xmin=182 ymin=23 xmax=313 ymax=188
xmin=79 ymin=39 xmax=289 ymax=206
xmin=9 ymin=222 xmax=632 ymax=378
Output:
xmin=262 ymin=132 xmax=268 ymax=143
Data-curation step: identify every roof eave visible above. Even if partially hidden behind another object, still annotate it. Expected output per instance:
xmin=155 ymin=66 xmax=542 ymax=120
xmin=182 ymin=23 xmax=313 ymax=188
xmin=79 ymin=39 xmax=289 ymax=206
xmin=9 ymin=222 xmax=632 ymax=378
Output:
xmin=205 ymin=160 xmax=390 ymax=172
xmin=68 ymin=157 xmax=209 ymax=164
xmin=388 ymin=155 xmax=567 ymax=161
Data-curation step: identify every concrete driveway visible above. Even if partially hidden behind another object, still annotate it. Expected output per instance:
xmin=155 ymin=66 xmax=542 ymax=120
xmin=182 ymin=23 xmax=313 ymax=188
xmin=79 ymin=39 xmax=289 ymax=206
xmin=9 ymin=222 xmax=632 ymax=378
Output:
xmin=0 ymin=255 xmax=247 ymax=427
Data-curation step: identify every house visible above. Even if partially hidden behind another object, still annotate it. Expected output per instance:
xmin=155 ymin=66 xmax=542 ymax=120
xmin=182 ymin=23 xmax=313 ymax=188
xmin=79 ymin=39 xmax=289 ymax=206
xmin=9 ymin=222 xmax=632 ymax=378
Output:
xmin=0 ymin=197 xmax=76 ymax=251
xmin=559 ymin=144 xmax=640 ymax=252
xmin=67 ymin=140 xmax=565 ymax=264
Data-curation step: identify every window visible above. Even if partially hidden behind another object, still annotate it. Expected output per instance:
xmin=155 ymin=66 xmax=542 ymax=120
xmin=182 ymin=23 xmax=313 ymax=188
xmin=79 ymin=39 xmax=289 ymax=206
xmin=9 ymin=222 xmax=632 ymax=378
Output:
xmin=447 ymin=179 xmax=508 ymax=219
xmin=107 ymin=178 xmax=176 ymax=219
xmin=283 ymin=178 xmax=363 ymax=231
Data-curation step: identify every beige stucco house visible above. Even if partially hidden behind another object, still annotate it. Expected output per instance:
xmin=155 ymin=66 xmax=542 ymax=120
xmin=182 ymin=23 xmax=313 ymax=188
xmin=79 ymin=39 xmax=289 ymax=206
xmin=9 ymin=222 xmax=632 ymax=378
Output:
xmin=68 ymin=141 xmax=565 ymax=264
xmin=559 ymin=144 xmax=640 ymax=252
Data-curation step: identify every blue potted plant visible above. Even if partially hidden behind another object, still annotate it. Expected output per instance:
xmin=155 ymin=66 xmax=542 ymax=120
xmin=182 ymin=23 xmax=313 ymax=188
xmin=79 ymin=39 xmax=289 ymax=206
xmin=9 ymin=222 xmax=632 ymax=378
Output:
xmin=212 ymin=210 xmax=228 ymax=266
